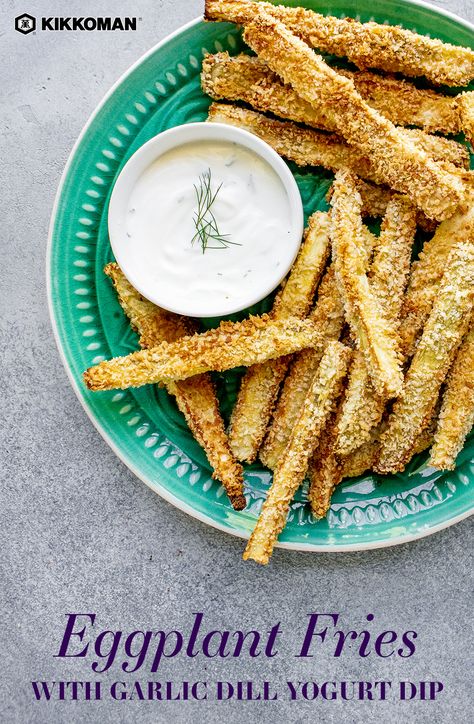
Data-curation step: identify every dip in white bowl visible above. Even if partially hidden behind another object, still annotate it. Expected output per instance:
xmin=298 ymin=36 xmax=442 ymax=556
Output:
xmin=109 ymin=123 xmax=304 ymax=318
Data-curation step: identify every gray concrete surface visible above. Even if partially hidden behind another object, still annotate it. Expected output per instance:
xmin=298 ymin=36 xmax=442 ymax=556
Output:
xmin=1 ymin=1 xmax=473 ymax=722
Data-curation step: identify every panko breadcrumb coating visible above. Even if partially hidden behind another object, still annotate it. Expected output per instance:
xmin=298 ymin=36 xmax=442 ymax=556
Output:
xmin=208 ymin=102 xmax=388 ymax=185
xmin=308 ymin=410 xmax=344 ymax=520
xmin=208 ymin=103 xmax=470 ymax=211
xmin=243 ymin=341 xmax=351 ymax=564
xmin=376 ymin=243 xmax=474 ymax=474
xmin=202 ymin=53 xmax=469 ymax=168
xmin=335 ymin=196 xmax=416 ymax=456
xmin=228 ymin=212 xmax=330 ymax=463
xmin=458 ymin=92 xmax=474 ymax=149
xmin=259 ymin=266 xmax=345 ymax=470
xmin=429 ymin=325 xmax=474 ymax=471
xmin=84 ymin=315 xmax=323 ymax=391
xmin=104 ymin=264 xmax=246 ymax=510
xmin=330 ymin=170 xmax=403 ymax=399
xmin=205 ymin=0 xmax=474 ymax=86
xmin=399 ymin=203 xmax=474 ymax=358
xmin=241 ymin=10 xmax=466 ymax=221
xmin=353 ymin=180 xmax=435 ymax=233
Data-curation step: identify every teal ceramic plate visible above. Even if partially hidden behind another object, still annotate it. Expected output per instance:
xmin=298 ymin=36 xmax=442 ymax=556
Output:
xmin=48 ymin=0 xmax=474 ymax=551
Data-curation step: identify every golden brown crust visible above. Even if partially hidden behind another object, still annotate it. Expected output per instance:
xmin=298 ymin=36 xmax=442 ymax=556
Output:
xmin=243 ymin=341 xmax=351 ymax=564
xmin=354 ymin=180 xmax=435 ymax=233
xmin=341 ymin=410 xmax=435 ymax=479
xmin=241 ymin=11 xmax=466 ymax=221
xmin=335 ymin=196 xmax=416 ymax=455
xmin=330 ymin=170 xmax=403 ymax=399
xmin=204 ymin=0 xmax=474 ymax=86
xmin=104 ymin=263 xmax=195 ymax=344
xmin=376 ymin=243 xmax=474 ymax=474
xmin=259 ymin=266 xmax=345 ymax=469
xmin=104 ymin=264 xmax=246 ymax=510
xmin=228 ymin=212 xmax=331 ymax=463
xmin=84 ymin=315 xmax=323 ymax=391
xmin=208 ymin=102 xmax=380 ymax=183
xmin=399 ymin=203 xmax=474 ymax=358
xmin=458 ymin=91 xmax=474 ymax=149
xmin=308 ymin=411 xmax=343 ymax=519
xmin=340 ymin=69 xmax=462 ymax=135
xmin=429 ymin=325 xmax=474 ymax=470
xmin=341 ymin=433 xmax=380 ymax=479
xmin=208 ymin=103 xmax=472 ymax=213
xmin=202 ymin=52 xmax=469 ymax=167
xmin=228 ymin=356 xmax=291 ymax=464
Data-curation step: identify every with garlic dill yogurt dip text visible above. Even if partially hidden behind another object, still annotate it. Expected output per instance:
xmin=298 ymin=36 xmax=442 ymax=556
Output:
xmin=108 ymin=123 xmax=304 ymax=317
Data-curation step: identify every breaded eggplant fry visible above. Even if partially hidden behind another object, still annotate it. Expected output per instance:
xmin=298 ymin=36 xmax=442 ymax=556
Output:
xmin=84 ymin=315 xmax=323 ymax=391
xmin=241 ymin=11 xmax=466 ymax=221
xmin=369 ymin=197 xmax=417 ymax=322
xmin=243 ymin=341 xmax=351 ymax=564
xmin=459 ymin=91 xmax=474 ymax=149
xmin=208 ymin=102 xmax=383 ymax=184
xmin=104 ymin=264 xmax=246 ymax=510
xmin=341 ymin=417 xmax=435 ymax=479
xmin=202 ymin=53 xmax=469 ymax=168
xmin=334 ymin=179 xmax=435 ymax=233
xmin=259 ymin=266 xmax=345 ymax=470
xmin=104 ymin=263 xmax=195 ymax=344
xmin=331 ymin=170 xmax=403 ymax=398
xmin=335 ymin=197 xmax=416 ymax=456
xmin=208 ymin=104 xmax=470 ymax=202
xmin=429 ymin=325 xmax=474 ymax=470
xmin=341 ymin=70 xmax=463 ymax=135
xmin=376 ymin=243 xmax=474 ymax=474
xmin=228 ymin=212 xmax=330 ymax=463
xmin=308 ymin=411 xmax=343 ymax=520
xmin=260 ymin=224 xmax=375 ymax=471
xmin=204 ymin=0 xmax=474 ymax=86
xmin=341 ymin=431 xmax=380 ymax=479
xmin=399 ymin=203 xmax=474 ymax=358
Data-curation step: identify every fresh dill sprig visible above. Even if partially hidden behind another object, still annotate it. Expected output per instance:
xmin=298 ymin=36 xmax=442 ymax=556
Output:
xmin=191 ymin=168 xmax=240 ymax=253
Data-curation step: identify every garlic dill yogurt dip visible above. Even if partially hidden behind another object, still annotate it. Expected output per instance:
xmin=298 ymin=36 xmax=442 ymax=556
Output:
xmin=108 ymin=123 xmax=304 ymax=317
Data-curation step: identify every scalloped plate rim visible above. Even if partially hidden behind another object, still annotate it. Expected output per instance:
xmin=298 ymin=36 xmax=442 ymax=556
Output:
xmin=47 ymin=3 xmax=474 ymax=553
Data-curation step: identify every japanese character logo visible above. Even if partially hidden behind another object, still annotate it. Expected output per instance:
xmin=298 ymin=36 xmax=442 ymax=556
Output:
xmin=15 ymin=14 xmax=36 ymax=34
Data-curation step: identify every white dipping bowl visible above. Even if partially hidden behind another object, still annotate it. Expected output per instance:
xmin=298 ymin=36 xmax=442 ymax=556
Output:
xmin=108 ymin=122 xmax=304 ymax=318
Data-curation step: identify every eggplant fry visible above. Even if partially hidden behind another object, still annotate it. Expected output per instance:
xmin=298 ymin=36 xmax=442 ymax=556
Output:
xmin=342 ymin=70 xmax=463 ymax=135
xmin=204 ymin=0 xmax=474 ymax=86
xmin=260 ymin=223 xmax=375 ymax=470
xmin=376 ymin=243 xmax=474 ymax=474
xmin=429 ymin=325 xmax=474 ymax=470
xmin=243 ymin=341 xmax=351 ymax=564
xmin=104 ymin=264 xmax=246 ymax=510
xmin=335 ymin=196 xmax=416 ymax=456
xmin=399 ymin=203 xmax=474 ymax=358
xmin=330 ymin=170 xmax=403 ymax=399
xmin=207 ymin=104 xmax=469 ymax=204
xmin=241 ymin=10 xmax=465 ymax=221
xmin=341 ymin=415 xmax=436 ymax=479
xmin=308 ymin=411 xmax=343 ymax=520
xmin=459 ymin=91 xmax=474 ymax=149
xmin=84 ymin=315 xmax=323 ymax=391
xmin=259 ymin=266 xmax=345 ymax=470
xmin=202 ymin=53 xmax=469 ymax=168
xmin=104 ymin=263 xmax=195 ymax=344
xmin=354 ymin=180 xmax=435 ymax=233
xmin=228 ymin=212 xmax=330 ymax=463
xmin=208 ymin=102 xmax=387 ymax=185
xmin=341 ymin=429 xmax=380 ymax=479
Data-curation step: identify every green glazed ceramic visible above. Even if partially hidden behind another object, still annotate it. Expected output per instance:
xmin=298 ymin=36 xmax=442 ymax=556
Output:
xmin=48 ymin=0 xmax=474 ymax=551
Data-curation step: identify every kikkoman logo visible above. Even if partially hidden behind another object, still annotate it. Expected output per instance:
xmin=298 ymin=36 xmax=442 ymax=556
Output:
xmin=15 ymin=14 xmax=36 ymax=34
xmin=15 ymin=14 xmax=138 ymax=34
